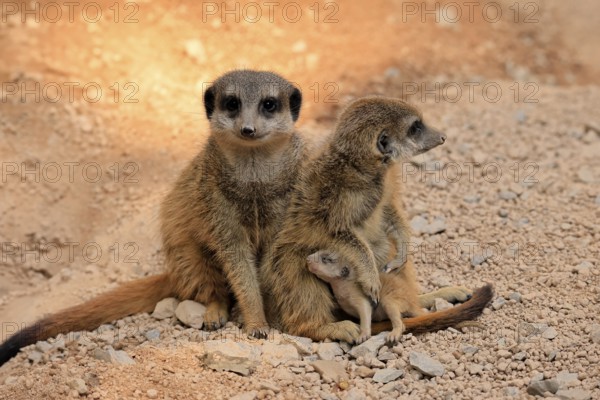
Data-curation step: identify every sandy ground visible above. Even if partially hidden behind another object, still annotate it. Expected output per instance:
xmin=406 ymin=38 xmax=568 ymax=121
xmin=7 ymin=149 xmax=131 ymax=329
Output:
xmin=0 ymin=0 xmax=599 ymax=399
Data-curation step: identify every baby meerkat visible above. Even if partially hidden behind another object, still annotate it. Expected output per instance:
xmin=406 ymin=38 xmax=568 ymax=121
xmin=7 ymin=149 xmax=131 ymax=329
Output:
xmin=261 ymin=96 xmax=492 ymax=342
xmin=307 ymin=250 xmax=489 ymax=344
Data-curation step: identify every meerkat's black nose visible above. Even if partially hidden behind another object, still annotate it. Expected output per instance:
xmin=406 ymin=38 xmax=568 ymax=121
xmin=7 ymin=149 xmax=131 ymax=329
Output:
xmin=241 ymin=126 xmax=256 ymax=138
xmin=440 ymin=133 xmax=447 ymax=143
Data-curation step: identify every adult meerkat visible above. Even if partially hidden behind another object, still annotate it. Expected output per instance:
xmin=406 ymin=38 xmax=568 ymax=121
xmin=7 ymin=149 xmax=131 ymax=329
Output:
xmin=0 ymin=70 xmax=304 ymax=366
xmin=307 ymin=250 xmax=491 ymax=344
xmin=261 ymin=97 xmax=493 ymax=342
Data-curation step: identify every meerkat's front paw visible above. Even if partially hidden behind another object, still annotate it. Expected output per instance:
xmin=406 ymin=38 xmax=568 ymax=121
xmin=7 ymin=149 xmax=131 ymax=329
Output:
xmin=355 ymin=332 xmax=372 ymax=345
xmin=386 ymin=327 xmax=405 ymax=345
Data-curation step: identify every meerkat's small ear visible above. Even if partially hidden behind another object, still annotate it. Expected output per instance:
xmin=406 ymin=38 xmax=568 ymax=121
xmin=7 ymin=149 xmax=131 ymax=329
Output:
xmin=204 ymin=86 xmax=216 ymax=120
xmin=289 ymin=87 xmax=302 ymax=121
xmin=377 ymin=130 xmax=391 ymax=154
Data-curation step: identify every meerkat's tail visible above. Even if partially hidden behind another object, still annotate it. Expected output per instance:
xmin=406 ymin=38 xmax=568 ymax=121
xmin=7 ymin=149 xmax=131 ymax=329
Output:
xmin=372 ymin=284 xmax=494 ymax=335
xmin=0 ymin=273 xmax=172 ymax=367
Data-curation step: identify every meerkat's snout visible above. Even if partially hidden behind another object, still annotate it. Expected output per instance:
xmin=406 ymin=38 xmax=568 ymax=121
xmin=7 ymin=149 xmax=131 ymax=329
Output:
xmin=241 ymin=126 xmax=256 ymax=138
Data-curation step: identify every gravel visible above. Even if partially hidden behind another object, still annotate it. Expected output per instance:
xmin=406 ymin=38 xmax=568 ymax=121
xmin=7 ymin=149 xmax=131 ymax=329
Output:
xmin=1 ymin=31 xmax=599 ymax=398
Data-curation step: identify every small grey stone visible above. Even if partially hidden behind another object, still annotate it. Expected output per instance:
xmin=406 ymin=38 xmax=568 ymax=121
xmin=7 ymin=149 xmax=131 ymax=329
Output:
xmin=531 ymin=372 xmax=545 ymax=382
xmin=463 ymin=195 xmax=480 ymax=204
xmin=362 ymin=353 xmax=385 ymax=368
xmin=144 ymin=329 xmax=160 ymax=341
xmin=577 ymin=167 xmax=599 ymax=183
xmin=555 ymin=389 xmax=592 ymax=400
xmin=548 ymin=350 xmax=559 ymax=361
xmin=590 ymin=328 xmax=600 ymax=344
xmin=573 ymin=261 xmax=593 ymax=275
xmin=471 ymin=254 xmax=488 ymax=267
xmin=509 ymin=292 xmax=522 ymax=302
xmin=201 ymin=341 xmax=261 ymax=376
xmin=261 ymin=343 xmax=300 ymax=367
xmin=316 ymin=342 xmax=344 ymax=360
xmin=499 ymin=190 xmax=517 ymax=200
xmin=527 ymin=379 xmax=559 ymax=396
xmin=498 ymin=209 xmax=509 ymax=217
xmin=52 ymin=338 xmax=65 ymax=350
xmin=380 ymin=381 xmax=399 ymax=393
xmin=377 ymin=351 xmax=396 ymax=361
xmin=68 ymin=378 xmax=88 ymax=395
xmin=556 ymin=371 xmax=580 ymax=388
xmin=348 ymin=333 xmax=386 ymax=359
xmin=468 ymin=364 xmax=483 ymax=375
xmin=504 ymin=386 xmax=519 ymax=396
xmin=147 ymin=389 xmax=158 ymax=399
xmin=372 ymin=368 xmax=404 ymax=383
xmin=175 ymin=300 xmax=206 ymax=329
xmin=492 ymin=297 xmax=507 ymax=310
xmin=542 ymin=327 xmax=558 ymax=340
xmin=92 ymin=346 xmax=135 ymax=365
xmin=433 ymin=298 xmax=453 ymax=312
xmin=461 ymin=345 xmax=479 ymax=355
xmin=303 ymin=355 xmax=319 ymax=363
xmin=345 ymin=388 xmax=367 ymax=400
xmin=355 ymin=366 xmax=375 ymax=378
xmin=513 ymin=351 xmax=527 ymax=361
xmin=425 ymin=218 xmax=446 ymax=234
xmin=35 ymin=341 xmax=52 ymax=353
xmin=409 ymin=351 xmax=445 ymax=377
xmin=283 ymin=335 xmax=314 ymax=355
xmin=152 ymin=297 xmax=180 ymax=320
xmin=230 ymin=391 xmax=258 ymax=400
xmin=311 ymin=360 xmax=349 ymax=383
xmin=410 ymin=215 xmax=428 ymax=234
xmin=28 ymin=351 xmax=42 ymax=363
xmin=259 ymin=380 xmax=281 ymax=393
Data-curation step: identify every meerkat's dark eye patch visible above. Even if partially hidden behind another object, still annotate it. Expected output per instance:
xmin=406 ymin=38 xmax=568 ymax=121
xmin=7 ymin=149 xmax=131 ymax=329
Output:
xmin=377 ymin=131 xmax=391 ymax=154
xmin=340 ymin=266 xmax=350 ymax=278
xmin=408 ymin=120 xmax=424 ymax=137
xmin=222 ymin=96 xmax=240 ymax=113
xmin=261 ymin=97 xmax=279 ymax=114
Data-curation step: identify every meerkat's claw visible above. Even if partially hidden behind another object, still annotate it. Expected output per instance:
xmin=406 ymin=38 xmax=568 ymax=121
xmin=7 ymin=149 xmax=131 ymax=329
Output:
xmin=369 ymin=298 xmax=378 ymax=309
xmin=246 ymin=325 xmax=270 ymax=339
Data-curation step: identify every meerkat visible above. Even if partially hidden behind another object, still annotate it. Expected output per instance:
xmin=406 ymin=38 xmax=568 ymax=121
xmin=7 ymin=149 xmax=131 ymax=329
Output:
xmin=0 ymin=70 xmax=304 ymax=366
xmin=307 ymin=250 xmax=489 ymax=344
xmin=261 ymin=96 xmax=493 ymax=342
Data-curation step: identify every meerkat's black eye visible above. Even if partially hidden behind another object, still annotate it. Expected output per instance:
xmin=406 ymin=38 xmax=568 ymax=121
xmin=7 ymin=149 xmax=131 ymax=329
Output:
xmin=340 ymin=266 xmax=350 ymax=278
xmin=321 ymin=255 xmax=332 ymax=264
xmin=224 ymin=96 xmax=240 ymax=112
xmin=262 ymin=97 xmax=278 ymax=113
xmin=408 ymin=120 xmax=424 ymax=137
